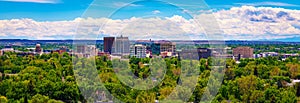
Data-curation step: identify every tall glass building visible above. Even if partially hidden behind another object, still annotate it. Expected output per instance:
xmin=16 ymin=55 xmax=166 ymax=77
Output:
xmin=112 ymin=35 xmax=130 ymax=56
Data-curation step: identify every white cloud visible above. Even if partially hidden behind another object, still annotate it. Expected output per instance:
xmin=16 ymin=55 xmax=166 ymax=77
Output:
xmin=152 ymin=10 xmax=161 ymax=14
xmin=0 ymin=18 xmax=78 ymax=39
xmin=113 ymin=2 xmax=142 ymax=8
xmin=0 ymin=0 xmax=61 ymax=4
xmin=182 ymin=9 xmax=189 ymax=13
xmin=211 ymin=6 xmax=300 ymax=40
xmin=1 ymin=6 xmax=300 ymax=40
xmin=235 ymin=2 xmax=299 ymax=7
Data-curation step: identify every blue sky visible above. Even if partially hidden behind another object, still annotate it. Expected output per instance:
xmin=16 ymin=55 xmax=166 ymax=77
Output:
xmin=0 ymin=0 xmax=92 ymax=21
xmin=0 ymin=0 xmax=300 ymax=21
xmin=0 ymin=0 xmax=300 ymax=41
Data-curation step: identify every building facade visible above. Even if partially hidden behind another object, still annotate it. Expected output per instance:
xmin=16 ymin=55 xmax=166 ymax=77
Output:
xmin=112 ymin=36 xmax=130 ymax=55
xmin=153 ymin=40 xmax=176 ymax=56
xmin=76 ymin=45 xmax=86 ymax=54
xmin=160 ymin=41 xmax=176 ymax=53
xmin=179 ymin=48 xmax=212 ymax=60
xmin=130 ymin=44 xmax=147 ymax=58
xmin=53 ymin=46 xmax=69 ymax=54
xmin=104 ymin=37 xmax=115 ymax=54
xmin=75 ymin=45 xmax=97 ymax=58
xmin=233 ymin=47 xmax=254 ymax=58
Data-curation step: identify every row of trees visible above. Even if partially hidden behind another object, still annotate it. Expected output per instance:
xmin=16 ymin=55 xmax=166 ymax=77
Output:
xmin=0 ymin=51 xmax=299 ymax=102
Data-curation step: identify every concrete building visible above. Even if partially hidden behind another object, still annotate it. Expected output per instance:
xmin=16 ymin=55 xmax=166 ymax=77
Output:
xmin=253 ymin=52 xmax=279 ymax=58
xmin=160 ymin=51 xmax=173 ymax=58
xmin=282 ymin=53 xmax=299 ymax=58
xmin=146 ymin=50 xmax=152 ymax=58
xmin=26 ymin=48 xmax=36 ymax=52
xmin=179 ymin=48 xmax=212 ymax=60
xmin=76 ymin=45 xmax=86 ymax=54
xmin=160 ymin=41 xmax=176 ymax=54
xmin=210 ymin=48 xmax=232 ymax=58
xmin=153 ymin=40 xmax=176 ymax=57
xmin=35 ymin=44 xmax=43 ymax=54
xmin=260 ymin=52 xmax=279 ymax=58
xmin=1 ymin=46 xmax=14 ymax=52
xmin=87 ymin=45 xmax=97 ymax=55
xmin=104 ymin=37 xmax=115 ymax=54
xmin=233 ymin=47 xmax=254 ymax=59
xmin=112 ymin=36 xmax=130 ymax=56
xmin=130 ymin=44 xmax=147 ymax=58
xmin=75 ymin=45 xmax=97 ymax=58
xmin=53 ymin=46 xmax=69 ymax=54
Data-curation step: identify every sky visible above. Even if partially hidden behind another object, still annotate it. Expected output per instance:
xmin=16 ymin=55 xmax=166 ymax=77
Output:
xmin=0 ymin=0 xmax=300 ymax=41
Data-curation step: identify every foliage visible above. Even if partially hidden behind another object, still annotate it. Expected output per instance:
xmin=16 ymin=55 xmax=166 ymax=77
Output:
xmin=0 ymin=52 xmax=299 ymax=103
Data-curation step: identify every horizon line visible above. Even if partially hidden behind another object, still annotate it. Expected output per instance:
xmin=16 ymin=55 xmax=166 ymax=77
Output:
xmin=0 ymin=39 xmax=299 ymax=43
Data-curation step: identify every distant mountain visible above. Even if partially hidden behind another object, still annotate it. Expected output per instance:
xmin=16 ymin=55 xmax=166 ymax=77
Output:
xmin=0 ymin=39 xmax=298 ymax=45
xmin=271 ymin=37 xmax=300 ymax=42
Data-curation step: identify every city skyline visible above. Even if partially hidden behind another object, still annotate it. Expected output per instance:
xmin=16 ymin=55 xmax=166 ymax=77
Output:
xmin=0 ymin=1 xmax=299 ymax=102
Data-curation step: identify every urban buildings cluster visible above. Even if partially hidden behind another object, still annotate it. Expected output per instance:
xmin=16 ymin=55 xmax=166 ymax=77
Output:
xmin=0 ymin=37 xmax=299 ymax=61
xmin=0 ymin=44 xmax=70 ymax=56
xmin=102 ymin=36 xmax=178 ymax=59
xmin=101 ymin=36 xmax=241 ymax=60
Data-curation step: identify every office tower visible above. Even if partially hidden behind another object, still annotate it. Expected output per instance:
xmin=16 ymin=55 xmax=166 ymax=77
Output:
xmin=151 ymin=43 xmax=161 ymax=55
xmin=104 ymin=37 xmax=115 ymax=54
xmin=233 ymin=46 xmax=254 ymax=58
xmin=130 ymin=44 xmax=147 ymax=58
xmin=156 ymin=40 xmax=176 ymax=56
xmin=112 ymin=35 xmax=130 ymax=55
xmin=159 ymin=41 xmax=176 ymax=53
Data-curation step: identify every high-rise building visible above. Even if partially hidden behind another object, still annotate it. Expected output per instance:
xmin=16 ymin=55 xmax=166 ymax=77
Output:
xmin=159 ymin=41 xmax=176 ymax=53
xmin=104 ymin=37 xmax=115 ymax=54
xmin=112 ymin=35 xmax=130 ymax=55
xmin=130 ymin=44 xmax=147 ymax=58
xmin=156 ymin=40 xmax=176 ymax=56
xmin=151 ymin=43 xmax=161 ymax=55
xmin=233 ymin=47 xmax=254 ymax=58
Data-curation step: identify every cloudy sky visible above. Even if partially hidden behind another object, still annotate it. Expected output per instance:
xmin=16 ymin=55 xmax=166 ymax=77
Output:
xmin=0 ymin=0 xmax=300 ymax=41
